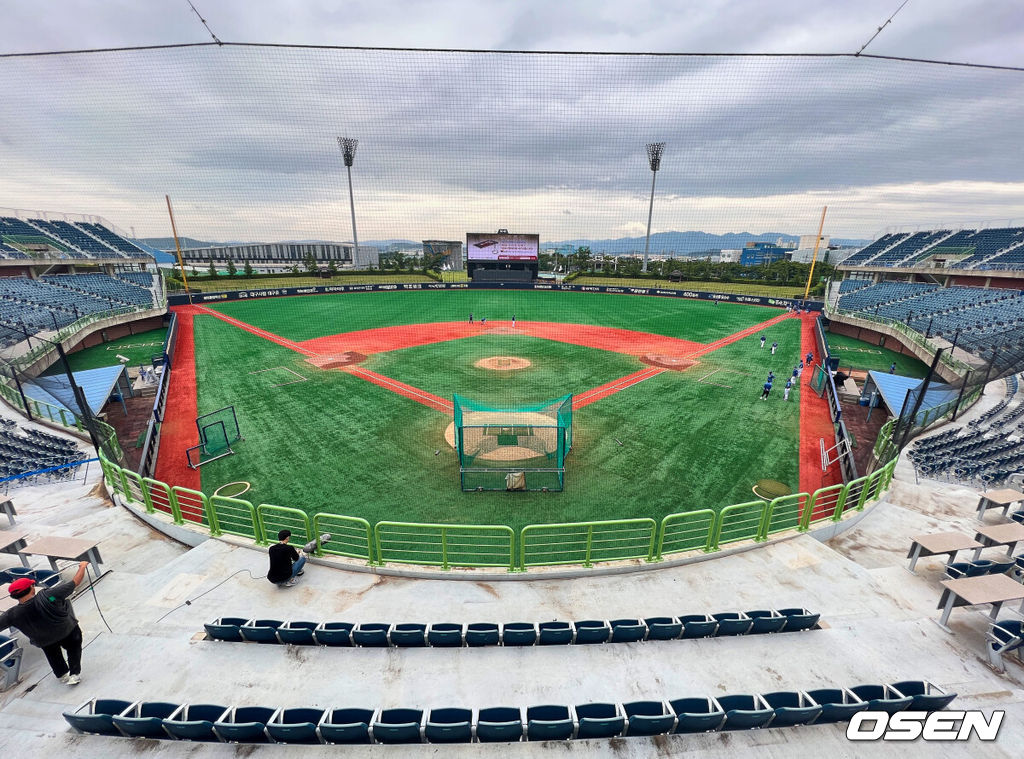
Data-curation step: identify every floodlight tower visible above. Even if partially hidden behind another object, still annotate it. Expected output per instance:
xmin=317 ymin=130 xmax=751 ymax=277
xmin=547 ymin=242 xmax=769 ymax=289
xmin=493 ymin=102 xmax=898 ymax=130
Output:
xmin=337 ymin=137 xmax=360 ymax=265
xmin=642 ymin=142 xmax=665 ymax=273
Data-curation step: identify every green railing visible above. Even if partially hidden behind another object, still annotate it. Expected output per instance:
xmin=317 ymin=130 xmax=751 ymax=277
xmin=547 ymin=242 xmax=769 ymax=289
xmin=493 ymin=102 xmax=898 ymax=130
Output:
xmin=312 ymin=514 xmax=374 ymax=564
xmin=655 ymin=509 xmax=716 ymax=559
xmin=256 ymin=505 xmax=312 ymax=547
xmin=375 ymin=522 xmax=515 ymax=570
xmin=520 ymin=519 xmax=657 ymax=568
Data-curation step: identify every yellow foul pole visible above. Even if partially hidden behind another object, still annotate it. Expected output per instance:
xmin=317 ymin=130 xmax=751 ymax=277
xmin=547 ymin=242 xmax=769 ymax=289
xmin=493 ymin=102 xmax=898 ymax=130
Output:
xmin=803 ymin=205 xmax=828 ymax=302
xmin=165 ymin=195 xmax=192 ymax=304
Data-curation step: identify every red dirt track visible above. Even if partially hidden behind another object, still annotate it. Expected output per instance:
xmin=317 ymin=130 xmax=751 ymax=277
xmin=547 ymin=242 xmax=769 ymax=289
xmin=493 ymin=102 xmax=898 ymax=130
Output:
xmin=799 ymin=313 xmax=844 ymax=507
xmin=154 ymin=307 xmax=200 ymax=491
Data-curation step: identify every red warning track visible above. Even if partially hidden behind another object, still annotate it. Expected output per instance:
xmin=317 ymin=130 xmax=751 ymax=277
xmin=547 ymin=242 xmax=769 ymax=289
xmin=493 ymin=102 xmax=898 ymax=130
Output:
xmin=154 ymin=307 xmax=200 ymax=491
xmin=799 ymin=313 xmax=844 ymax=505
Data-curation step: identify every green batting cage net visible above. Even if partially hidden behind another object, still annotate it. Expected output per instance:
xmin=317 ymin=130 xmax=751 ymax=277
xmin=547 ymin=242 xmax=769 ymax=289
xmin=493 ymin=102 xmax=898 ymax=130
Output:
xmin=454 ymin=393 xmax=572 ymax=492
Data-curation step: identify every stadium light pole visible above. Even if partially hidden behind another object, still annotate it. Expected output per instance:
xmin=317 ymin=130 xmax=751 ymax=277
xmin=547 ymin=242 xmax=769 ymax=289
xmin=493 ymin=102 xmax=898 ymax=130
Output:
xmin=337 ymin=137 xmax=360 ymax=267
xmin=642 ymin=142 xmax=665 ymax=273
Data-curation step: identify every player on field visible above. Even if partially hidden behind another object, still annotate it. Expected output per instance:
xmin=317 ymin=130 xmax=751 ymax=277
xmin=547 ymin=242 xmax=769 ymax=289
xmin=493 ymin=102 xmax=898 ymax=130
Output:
xmin=760 ymin=335 xmax=766 ymax=348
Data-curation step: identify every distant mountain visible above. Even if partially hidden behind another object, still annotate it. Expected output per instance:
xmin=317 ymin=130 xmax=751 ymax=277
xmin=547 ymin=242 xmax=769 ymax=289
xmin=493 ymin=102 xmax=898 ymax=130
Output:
xmin=139 ymin=236 xmax=228 ymax=250
xmin=546 ymin=231 xmax=869 ymax=255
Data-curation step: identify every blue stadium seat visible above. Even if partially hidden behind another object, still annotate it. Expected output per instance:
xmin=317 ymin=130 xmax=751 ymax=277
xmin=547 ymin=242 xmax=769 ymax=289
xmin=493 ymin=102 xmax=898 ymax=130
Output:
xmin=371 ymin=708 xmax=424 ymax=744
xmin=761 ymin=691 xmax=822 ymax=726
xmin=276 ymin=620 xmax=318 ymax=645
xmin=678 ymin=614 xmax=717 ymax=638
xmin=465 ymin=622 xmax=500 ymax=647
xmin=424 ymin=707 xmax=473 ymax=743
xmin=746 ymin=609 xmax=787 ymax=634
xmin=574 ymin=702 xmax=624 ymax=739
xmin=427 ymin=622 xmax=464 ymax=647
xmin=111 ymin=701 xmax=179 ymax=738
xmin=351 ymin=622 xmax=390 ymax=647
xmin=669 ymin=697 xmax=725 ymax=733
xmin=30 ymin=568 xmax=63 ymax=589
xmin=318 ymin=707 xmax=376 ymax=744
xmin=807 ymin=688 xmax=868 ymax=723
xmin=266 ymin=707 xmax=325 ymax=744
xmin=644 ymin=616 xmax=682 ymax=640
xmin=987 ymin=620 xmax=1024 ymax=671
xmin=537 ymin=621 xmax=573 ymax=645
xmin=717 ymin=694 xmax=774 ymax=730
xmin=622 ymin=701 xmax=676 ymax=736
xmin=526 ymin=704 xmax=575 ymax=741
xmin=573 ymin=620 xmax=610 ymax=644
xmin=239 ymin=618 xmax=283 ymax=644
xmin=213 ymin=706 xmax=275 ymax=743
xmin=313 ymin=621 xmax=353 ymax=646
xmin=389 ymin=623 xmax=427 ymax=647
xmin=711 ymin=612 xmax=753 ymax=636
xmin=849 ymin=684 xmax=912 ymax=714
xmin=501 ymin=622 xmax=537 ymax=646
xmin=161 ymin=703 xmax=228 ymax=741
xmin=609 ymin=618 xmax=647 ymax=643
xmin=890 ymin=681 xmax=957 ymax=712
xmin=777 ymin=608 xmax=820 ymax=631
xmin=63 ymin=698 xmax=134 ymax=736
xmin=475 ymin=706 xmax=524 ymax=742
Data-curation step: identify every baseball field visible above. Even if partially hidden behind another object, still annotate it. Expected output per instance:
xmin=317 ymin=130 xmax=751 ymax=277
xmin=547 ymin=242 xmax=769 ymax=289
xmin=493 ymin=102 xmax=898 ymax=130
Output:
xmin=154 ymin=290 xmax=834 ymax=531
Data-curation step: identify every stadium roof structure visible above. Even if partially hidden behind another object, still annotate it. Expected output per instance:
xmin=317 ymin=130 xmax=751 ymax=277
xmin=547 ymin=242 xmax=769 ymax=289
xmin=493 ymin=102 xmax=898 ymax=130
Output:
xmin=863 ymin=370 xmax=959 ymax=421
xmin=23 ymin=365 xmax=130 ymax=417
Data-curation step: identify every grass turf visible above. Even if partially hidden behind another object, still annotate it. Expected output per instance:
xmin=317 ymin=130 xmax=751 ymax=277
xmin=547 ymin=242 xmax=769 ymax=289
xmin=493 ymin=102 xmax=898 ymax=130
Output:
xmin=824 ymin=330 xmax=930 ymax=378
xmin=43 ymin=327 xmax=167 ymax=375
xmin=186 ymin=292 xmax=802 ymax=532
xmin=207 ymin=289 xmax=781 ymax=344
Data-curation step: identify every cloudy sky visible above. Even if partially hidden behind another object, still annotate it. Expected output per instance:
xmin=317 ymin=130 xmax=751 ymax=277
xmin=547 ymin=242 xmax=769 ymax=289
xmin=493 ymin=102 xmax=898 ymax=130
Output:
xmin=2 ymin=1 xmax=1023 ymax=244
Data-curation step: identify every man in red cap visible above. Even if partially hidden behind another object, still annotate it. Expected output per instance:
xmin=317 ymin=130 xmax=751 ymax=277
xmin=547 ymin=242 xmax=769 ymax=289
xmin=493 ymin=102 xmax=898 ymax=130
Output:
xmin=0 ymin=560 xmax=90 ymax=685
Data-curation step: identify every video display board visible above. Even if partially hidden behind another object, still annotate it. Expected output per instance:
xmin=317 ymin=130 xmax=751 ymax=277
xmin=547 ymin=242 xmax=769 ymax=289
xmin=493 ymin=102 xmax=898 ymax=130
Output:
xmin=466 ymin=232 xmax=539 ymax=261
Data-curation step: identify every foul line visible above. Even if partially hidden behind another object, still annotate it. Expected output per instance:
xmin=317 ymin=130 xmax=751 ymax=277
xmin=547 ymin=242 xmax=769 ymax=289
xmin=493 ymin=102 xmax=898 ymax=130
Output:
xmin=575 ymin=366 xmax=665 ymax=409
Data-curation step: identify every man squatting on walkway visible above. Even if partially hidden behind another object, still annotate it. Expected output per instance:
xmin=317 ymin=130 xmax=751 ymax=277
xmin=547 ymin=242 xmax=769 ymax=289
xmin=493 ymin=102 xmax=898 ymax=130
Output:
xmin=0 ymin=561 xmax=91 ymax=685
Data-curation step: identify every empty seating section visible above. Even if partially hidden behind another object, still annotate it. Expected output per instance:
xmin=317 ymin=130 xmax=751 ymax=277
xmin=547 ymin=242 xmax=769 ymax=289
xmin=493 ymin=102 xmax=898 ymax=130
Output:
xmin=114 ymin=271 xmax=156 ymax=289
xmin=42 ymin=273 xmax=153 ymax=307
xmin=871 ymin=230 xmax=951 ymax=267
xmin=1 ymin=216 xmax=151 ymax=259
xmin=28 ymin=219 xmax=113 ymax=256
xmin=843 ymin=226 xmax=1024 ymax=269
xmin=203 ymin=609 xmax=822 ymax=648
xmin=838 ymin=278 xmax=872 ymax=293
xmin=841 ymin=233 xmax=908 ymax=267
xmin=76 ymin=222 xmax=148 ymax=257
xmin=0 ymin=424 xmax=86 ymax=479
xmin=63 ymin=680 xmax=956 ymax=743
xmin=909 ymin=402 xmax=1024 ymax=485
xmin=0 ymin=216 xmax=68 ymax=256
xmin=837 ymin=281 xmax=937 ymax=313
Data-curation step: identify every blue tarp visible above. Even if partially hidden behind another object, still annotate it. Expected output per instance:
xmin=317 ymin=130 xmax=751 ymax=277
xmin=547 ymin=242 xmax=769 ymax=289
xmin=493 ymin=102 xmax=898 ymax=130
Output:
xmin=24 ymin=365 xmax=129 ymax=416
xmin=130 ymin=239 xmax=175 ymax=263
xmin=864 ymin=370 xmax=959 ymax=420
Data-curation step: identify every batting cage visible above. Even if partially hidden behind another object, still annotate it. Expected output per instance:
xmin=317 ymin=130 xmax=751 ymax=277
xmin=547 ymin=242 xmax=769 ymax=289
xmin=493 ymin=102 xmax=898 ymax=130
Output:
xmin=187 ymin=405 xmax=243 ymax=469
xmin=454 ymin=394 xmax=572 ymax=492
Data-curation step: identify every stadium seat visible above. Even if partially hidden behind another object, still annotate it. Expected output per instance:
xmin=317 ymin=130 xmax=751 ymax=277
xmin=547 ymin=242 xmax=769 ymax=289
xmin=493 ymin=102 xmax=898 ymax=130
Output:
xmin=573 ymin=620 xmax=610 ymax=644
xmin=574 ymin=702 xmax=625 ymax=738
xmin=644 ymin=616 xmax=682 ymax=640
xmin=501 ymin=622 xmax=537 ymax=646
xmin=239 ymin=618 xmax=284 ymax=644
xmin=622 ymin=701 xmax=676 ymax=736
xmin=465 ymin=622 xmax=500 ymax=647
xmin=777 ymin=608 xmax=820 ymax=631
xmin=850 ymin=684 xmax=912 ymax=714
xmin=371 ymin=708 xmax=424 ymax=744
xmin=62 ymin=698 xmax=134 ymax=736
xmin=987 ymin=619 xmax=1024 ymax=671
xmin=1011 ymin=510 xmax=1024 ymax=526
xmin=213 ymin=706 xmax=275 ymax=743
xmin=389 ymin=623 xmax=427 ymax=647
xmin=0 ymin=634 xmax=24 ymax=691
xmin=537 ymin=620 xmax=573 ymax=645
xmin=111 ymin=701 xmax=179 ymax=738
xmin=711 ymin=612 xmax=753 ymax=636
xmin=424 ymin=707 xmax=473 ymax=743
xmin=890 ymin=681 xmax=958 ymax=712
xmin=318 ymin=707 xmax=376 ymax=744
xmin=266 ymin=707 xmax=325 ymax=744
xmin=475 ymin=706 xmax=524 ymax=742
xmin=162 ymin=703 xmax=228 ymax=741
xmin=807 ymin=688 xmax=868 ymax=723
xmin=678 ymin=614 xmax=717 ymax=638
xmin=609 ymin=618 xmax=647 ymax=643
xmin=717 ymin=694 xmax=774 ymax=730
xmin=313 ymin=621 xmax=353 ymax=646
xmin=426 ymin=622 xmax=464 ymax=647
xmin=30 ymin=568 xmax=63 ymax=589
xmin=746 ymin=609 xmax=787 ymax=634
xmin=761 ymin=691 xmax=822 ymax=726
xmin=669 ymin=697 xmax=726 ymax=733
xmin=276 ymin=620 xmax=318 ymax=645
xmin=351 ymin=622 xmax=391 ymax=647
xmin=526 ymin=704 xmax=575 ymax=741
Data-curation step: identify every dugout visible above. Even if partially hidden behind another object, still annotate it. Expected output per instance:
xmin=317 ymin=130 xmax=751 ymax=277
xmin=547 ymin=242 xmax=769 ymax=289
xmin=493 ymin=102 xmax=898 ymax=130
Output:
xmin=454 ymin=394 xmax=572 ymax=491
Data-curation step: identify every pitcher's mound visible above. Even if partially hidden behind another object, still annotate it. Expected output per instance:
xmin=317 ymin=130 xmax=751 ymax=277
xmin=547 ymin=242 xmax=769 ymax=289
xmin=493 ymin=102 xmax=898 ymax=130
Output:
xmin=475 ymin=356 xmax=532 ymax=371
xmin=641 ymin=354 xmax=698 ymax=370
xmin=305 ymin=352 xmax=367 ymax=369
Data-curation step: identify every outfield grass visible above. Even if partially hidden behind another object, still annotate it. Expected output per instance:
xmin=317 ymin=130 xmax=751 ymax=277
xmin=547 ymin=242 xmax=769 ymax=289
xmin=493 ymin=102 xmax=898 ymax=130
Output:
xmin=175 ymin=273 xmax=434 ymax=292
xmin=187 ymin=292 xmax=803 ymax=530
xmin=209 ymin=289 xmax=781 ymax=344
xmin=824 ymin=331 xmax=930 ymax=378
xmin=574 ymin=277 xmax=806 ymax=297
xmin=43 ymin=327 xmax=167 ymax=375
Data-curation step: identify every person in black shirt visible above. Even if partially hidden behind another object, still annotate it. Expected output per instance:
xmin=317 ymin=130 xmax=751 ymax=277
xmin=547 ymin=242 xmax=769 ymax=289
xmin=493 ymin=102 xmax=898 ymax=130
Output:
xmin=267 ymin=530 xmax=307 ymax=587
xmin=0 ymin=560 xmax=90 ymax=684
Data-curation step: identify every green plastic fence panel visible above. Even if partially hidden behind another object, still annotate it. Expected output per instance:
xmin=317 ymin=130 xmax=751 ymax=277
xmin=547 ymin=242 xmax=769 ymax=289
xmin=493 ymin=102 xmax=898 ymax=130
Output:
xmin=712 ymin=501 xmax=769 ymax=549
xmin=520 ymin=519 xmax=657 ymax=568
xmin=801 ymin=483 xmax=847 ymax=530
xmin=120 ymin=469 xmax=146 ymax=507
xmin=142 ymin=477 xmax=182 ymax=523
xmin=763 ymin=493 xmax=810 ymax=537
xmin=375 ymin=522 xmax=515 ymax=570
xmin=257 ymin=504 xmax=311 ymax=547
xmin=171 ymin=486 xmax=215 ymax=532
xmin=313 ymin=513 xmax=374 ymax=564
xmin=656 ymin=509 xmax=716 ymax=558
xmin=210 ymin=495 xmax=259 ymax=541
